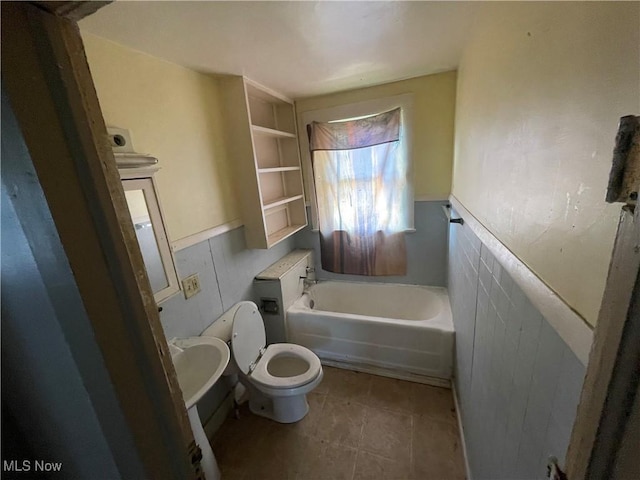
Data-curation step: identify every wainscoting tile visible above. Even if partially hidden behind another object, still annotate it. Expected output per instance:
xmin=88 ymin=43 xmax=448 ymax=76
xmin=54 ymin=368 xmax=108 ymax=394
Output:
xmin=210 ymin=227 xmax=295 ymax=311
xmin=515 ymin=432 xmax=545 ymax=480
xmin=481 ymin=249 xmax=495 ymax=274
xmin=159 ymin=240 xmax=224 ymax=339
xmin=479 ymin=260 xmax=492 ymax=291
xmin=489 ymin=275 xmax=502 ymax=310
xmin=448 ymin=215 xmax=587 ymax=479
xmin=496 ymin=284 xmax=511 ymax=322
xmin=501 ymin=415 xmax=523 ymax=478
xmin=543 ymin=415 xmax=572 ymax=467
xmin=552 ymin=348 xmax=586 ymax=422
xmin=505 ymin=297 xmax=525 ymax=347
xmin=499 ymin=338 xmax=518 ymax=395
xmin=493 ymin=259 xmax=504 ymax=285
xmin=517 ymin=307 xmax=543 ymax=372
xmin=524 ymin=321 xmax=566 ymax=443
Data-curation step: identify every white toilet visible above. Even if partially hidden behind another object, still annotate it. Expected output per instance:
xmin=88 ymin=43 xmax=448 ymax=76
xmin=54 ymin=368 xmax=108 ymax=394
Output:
xmin=202 ymin=301 xmax=323 ymax=423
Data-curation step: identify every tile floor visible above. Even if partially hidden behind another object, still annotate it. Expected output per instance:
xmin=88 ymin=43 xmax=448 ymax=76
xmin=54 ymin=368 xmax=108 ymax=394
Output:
xmin=212 ymin=366 xmax=467 ymax=479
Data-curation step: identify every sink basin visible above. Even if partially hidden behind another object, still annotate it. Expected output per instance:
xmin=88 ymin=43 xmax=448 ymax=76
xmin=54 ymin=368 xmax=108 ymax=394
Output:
xmin=169 ymin=336 xmax=229 ymax=409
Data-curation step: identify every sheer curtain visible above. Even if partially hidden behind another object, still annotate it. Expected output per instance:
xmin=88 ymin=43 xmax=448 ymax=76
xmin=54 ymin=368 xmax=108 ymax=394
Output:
xmin=308 ymin=108 xmax=408 ymax=276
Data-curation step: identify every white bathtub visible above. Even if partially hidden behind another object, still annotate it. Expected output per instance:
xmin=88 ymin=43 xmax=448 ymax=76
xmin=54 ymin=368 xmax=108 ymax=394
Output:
xmin=286 ymin=281 xmax=454 ymax=382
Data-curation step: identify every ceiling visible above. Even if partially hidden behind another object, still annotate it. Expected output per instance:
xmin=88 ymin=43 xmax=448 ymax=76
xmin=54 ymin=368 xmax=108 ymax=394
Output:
xmin=80 ymin=1 xmax=477 ymax=99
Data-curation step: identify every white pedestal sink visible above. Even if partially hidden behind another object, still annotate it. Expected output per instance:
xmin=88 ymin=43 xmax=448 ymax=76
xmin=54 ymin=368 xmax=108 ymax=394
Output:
xmin=170 ymin=336 xmax=230 ymax=480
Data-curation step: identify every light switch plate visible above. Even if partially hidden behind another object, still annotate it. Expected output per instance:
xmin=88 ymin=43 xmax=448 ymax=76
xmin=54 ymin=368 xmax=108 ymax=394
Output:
xmin=182 ymin=273 xmax=201 ymax=299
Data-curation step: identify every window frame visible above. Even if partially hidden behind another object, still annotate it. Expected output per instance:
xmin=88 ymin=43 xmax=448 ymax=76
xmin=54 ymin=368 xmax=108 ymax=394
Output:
xmin=298 ymin=94 xmax=415 ymax=231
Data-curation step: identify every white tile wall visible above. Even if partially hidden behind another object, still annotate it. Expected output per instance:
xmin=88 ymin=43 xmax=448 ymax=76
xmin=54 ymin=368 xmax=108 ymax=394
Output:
xmin=448 ymin=210 xmax=586 ymax=480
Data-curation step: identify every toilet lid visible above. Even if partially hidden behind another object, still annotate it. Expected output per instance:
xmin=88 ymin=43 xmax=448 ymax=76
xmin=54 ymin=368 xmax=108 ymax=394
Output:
xmin=231 ymin=302 xmax=266 ymax=375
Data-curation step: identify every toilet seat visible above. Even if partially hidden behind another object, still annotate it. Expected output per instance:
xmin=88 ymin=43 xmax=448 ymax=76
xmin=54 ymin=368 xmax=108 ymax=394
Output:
xmin=250 ymin=344 xmax=321 ymax=389
xmin=231 ymin=302 xmax=322 ymax=391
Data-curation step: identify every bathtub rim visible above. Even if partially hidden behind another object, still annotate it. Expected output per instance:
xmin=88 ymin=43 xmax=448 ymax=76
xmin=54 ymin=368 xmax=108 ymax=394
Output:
xmin=288 ymin=280 xmax=454 ymax=332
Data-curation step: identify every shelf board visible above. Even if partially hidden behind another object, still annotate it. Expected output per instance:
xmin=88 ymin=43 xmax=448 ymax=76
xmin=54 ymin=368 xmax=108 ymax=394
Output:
xmin=245 ymin=78 xmax=293 ymax=104
xmin=258 ymin=166 xmax=301 ymax=174
xmin=252 ymin=125 xmax=296 ymax=138
xmin=267 ymin=224 xmax=306 ymax=248
xmin=262 ymin=194 xmax=304 ymax=211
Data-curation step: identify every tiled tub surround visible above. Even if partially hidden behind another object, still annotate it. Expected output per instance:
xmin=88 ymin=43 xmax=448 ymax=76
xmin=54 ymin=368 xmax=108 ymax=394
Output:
xmin=294 ymin=201 xmax=450 ymax=287
xmin=449 ymin=206 xmax=587 ymax=479
xmin=158 ymin=226 xmax=298 ymax=426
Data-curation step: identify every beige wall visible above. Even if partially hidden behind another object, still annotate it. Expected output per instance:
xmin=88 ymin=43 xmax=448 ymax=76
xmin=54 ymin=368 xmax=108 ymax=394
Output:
xmin=453 ymin=2 xmax=639 ymax=325
xmin=82 ymin=33 xmax=239 ymax=242
xmin=296 ymin=71 xmax=457 ymax=200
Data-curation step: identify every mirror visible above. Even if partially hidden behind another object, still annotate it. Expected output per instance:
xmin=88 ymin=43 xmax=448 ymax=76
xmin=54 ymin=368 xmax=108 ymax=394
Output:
xmin=121 ymin=174 xmax=180 ymax=303
xmin=124 ymin=189 xmax=169 ymax=292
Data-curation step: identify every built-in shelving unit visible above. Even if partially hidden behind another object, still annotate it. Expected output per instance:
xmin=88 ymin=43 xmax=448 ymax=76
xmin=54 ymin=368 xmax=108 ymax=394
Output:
xmin=221 ymin=76 xmax=307 ymax=249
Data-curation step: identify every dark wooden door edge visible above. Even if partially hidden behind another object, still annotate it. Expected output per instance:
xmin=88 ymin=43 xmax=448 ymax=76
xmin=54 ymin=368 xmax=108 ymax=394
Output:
xmin=567 ymin=204 xmax=640 ymax=479
xmin=34 ymin=1 xmax=111 ymax=21
xmin=2 ymin=3 xmax=197 ymax=478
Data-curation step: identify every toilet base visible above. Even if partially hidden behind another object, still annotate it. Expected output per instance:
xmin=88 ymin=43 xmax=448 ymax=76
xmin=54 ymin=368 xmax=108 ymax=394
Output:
xmin=249 ymin=390 xmax=310 ymax=423
xmin=235 ymin=364 xmax=323 ymax=424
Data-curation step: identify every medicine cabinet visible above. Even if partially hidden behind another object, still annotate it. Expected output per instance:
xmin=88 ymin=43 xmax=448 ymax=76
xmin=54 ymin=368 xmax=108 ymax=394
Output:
xmin=120 ymin=167 xmax=180 ymax=303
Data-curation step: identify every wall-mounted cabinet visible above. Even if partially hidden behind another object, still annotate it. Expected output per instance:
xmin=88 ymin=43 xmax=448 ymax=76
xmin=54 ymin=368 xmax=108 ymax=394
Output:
xmin=221 ymin=76 xmax=307 ymax=249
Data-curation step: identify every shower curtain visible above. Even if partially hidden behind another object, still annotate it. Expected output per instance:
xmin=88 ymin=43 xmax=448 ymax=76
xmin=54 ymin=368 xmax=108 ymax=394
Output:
xmin=308 ymin=108 xmax=408 ymax=276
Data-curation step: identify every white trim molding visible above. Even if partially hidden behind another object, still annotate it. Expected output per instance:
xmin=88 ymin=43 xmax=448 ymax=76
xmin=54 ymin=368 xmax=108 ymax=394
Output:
xmin=171 ymin=219 xmax=243 ymax=252
xmin=449 ymin=195 xmax=594 ymax=365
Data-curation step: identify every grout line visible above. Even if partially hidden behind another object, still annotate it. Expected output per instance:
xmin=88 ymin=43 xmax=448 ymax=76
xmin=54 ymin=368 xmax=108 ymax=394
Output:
xmin=410 ymin=412 xmax=415 ymax=476
xmin=351 ymin=406 xmax=368 ymax=480
xmin=207 ymin=238 xmax=225 ymax=313
xmin=357 ymin=405 xmax=367 ymax=450
xmin=350 ymin=449 xmax=359 ymax=480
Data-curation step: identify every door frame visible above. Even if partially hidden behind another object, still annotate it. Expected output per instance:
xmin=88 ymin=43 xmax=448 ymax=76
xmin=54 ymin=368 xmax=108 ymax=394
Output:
xmin=566 ymin=122 xmax=640 ymax=478
xmin=2 ymin=2 xmax=199 ymax=478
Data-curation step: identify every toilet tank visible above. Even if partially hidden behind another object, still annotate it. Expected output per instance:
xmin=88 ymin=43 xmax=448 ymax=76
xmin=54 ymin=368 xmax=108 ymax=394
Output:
xmin=254 ymin=249 xmax=313 ymax=344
